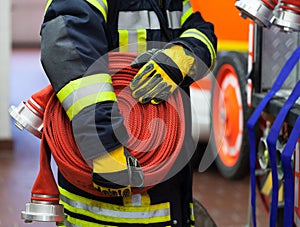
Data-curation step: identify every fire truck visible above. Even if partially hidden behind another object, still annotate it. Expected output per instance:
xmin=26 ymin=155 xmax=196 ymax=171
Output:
xmin=192 ymin=0 xmax=300 ymax=225
xmin=234 ymin=0 xmax=300 ymax=226
xmin=190 ymin=0 xmax=251 ymax=179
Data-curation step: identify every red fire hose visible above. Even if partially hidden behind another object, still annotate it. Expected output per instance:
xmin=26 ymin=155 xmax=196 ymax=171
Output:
xmin=261 ymin=0 xmax=278 ymax=9
xmin=280 ymin=0 xmax=300 ymax=13
xmin=30 ymin=52 xmax=186 ymax=198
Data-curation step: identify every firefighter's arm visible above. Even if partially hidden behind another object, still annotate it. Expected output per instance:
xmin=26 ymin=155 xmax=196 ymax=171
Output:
xmin=173 ymin=0 xmax=218 ymax=78
xmin=41 ymin=0 xmax=139 ymax=195
xmin=130 ymin=1 xmax=217 ymax=104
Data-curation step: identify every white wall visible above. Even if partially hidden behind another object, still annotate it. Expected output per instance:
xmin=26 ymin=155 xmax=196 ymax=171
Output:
xmin=11 ymin=0 xmax=45 ymax=45
xmin=0 ymin=0 xmax=12 ymax=140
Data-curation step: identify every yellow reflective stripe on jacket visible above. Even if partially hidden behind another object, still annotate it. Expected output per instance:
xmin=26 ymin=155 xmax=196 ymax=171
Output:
xmin=59 ymin=187 xmax=171 ymax=224
xmin=44 ymin=0 xmax=52 ymax=15
xmin=65 ymin=216 xmax=118 ymax=227
xmin=190 ymin=202 xmax=195 ymax=222
xmin=118 ymin=10 xmax=160 ymax=54
xmin=119 ymin=29 xmax=147 ymax=54
xmin=86 ymin=0 xmax=108 ymax=22
xmin=137 ymin=29 xmax=147 ymax=53
xmin=44 ymin=0 xmax=108 ymax=22
xmin=57 ymin=74 xmax=116 ymax=120
xmin=119 ymin=30 xmax=129 ymax=53
xmin=180 ymin=28 xmax=216 ymax=67
xmin=181 ymin=0 xmax=193 ymax=25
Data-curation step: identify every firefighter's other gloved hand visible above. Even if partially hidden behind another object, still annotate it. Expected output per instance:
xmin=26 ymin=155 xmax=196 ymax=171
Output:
xmin=92 ymin=146 xmax=144 ymax=197
xmin=130 ymin=45 xmax=195 ymax=104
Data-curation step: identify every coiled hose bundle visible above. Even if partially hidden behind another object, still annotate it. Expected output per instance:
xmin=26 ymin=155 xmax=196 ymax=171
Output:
xmin=31 ymin=52 xmax=186 ymax=198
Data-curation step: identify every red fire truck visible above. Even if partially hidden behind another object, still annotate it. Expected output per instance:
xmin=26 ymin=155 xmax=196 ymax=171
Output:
xmin=190 ymin=0 xmax=251 ymax=179
xmin=234 ymin=0 xmax=300 ymax=225
xmin=192 ymin=0 xmax=300 ymax=225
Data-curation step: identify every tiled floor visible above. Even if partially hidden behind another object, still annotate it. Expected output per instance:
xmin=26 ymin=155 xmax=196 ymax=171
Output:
xmin=0 ymin=48 xmax=270 ymax=226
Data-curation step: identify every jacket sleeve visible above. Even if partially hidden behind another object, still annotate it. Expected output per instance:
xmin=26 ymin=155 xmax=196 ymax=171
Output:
xmin=169 ymin=0 xmax=218 ymax=80
xmin=40 ymin=0 xmax=129 ymax=161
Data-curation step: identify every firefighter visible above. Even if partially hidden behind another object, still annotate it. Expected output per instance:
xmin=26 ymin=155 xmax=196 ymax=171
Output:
xmin=40 ymin=0 xmax=217 ymax=226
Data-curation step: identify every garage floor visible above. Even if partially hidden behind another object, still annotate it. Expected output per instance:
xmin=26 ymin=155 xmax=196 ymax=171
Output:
xmin=0 ymin=48 xmax=270 ymax=227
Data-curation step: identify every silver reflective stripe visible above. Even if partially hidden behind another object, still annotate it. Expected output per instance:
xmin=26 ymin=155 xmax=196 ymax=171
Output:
xmin=183 ymin=0 xmax=191 ymax=14
xmin=118 ymin=11 xmax=160 ymax=29
xmin=60 ymin=194 xmax=171 ymax=219
xmin=127 ymin=30 xmax=138 ymax=53
xmin=61 ymin=82 xmax=114 ymax=111
xmin=95 ymin=0 xmax=107 ymax=13
xmin=166 ymin=10 xmax=182 ymax=29
xmin=118 ymin=10 xmax=182 ymax=30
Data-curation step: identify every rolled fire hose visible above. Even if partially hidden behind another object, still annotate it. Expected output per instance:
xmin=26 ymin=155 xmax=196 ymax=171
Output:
xmin=17 ymin=52 xmax=186 ymax=222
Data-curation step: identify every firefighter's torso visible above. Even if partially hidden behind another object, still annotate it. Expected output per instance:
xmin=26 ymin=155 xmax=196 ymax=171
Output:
xmin=41 ymin=0 xmax=196 ymax=226
xmin=106 ymin=0 xmax=185 ymax=53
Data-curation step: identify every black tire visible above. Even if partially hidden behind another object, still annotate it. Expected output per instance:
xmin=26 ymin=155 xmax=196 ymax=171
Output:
xmin=210 ymin=51 xmax=251 ymax=179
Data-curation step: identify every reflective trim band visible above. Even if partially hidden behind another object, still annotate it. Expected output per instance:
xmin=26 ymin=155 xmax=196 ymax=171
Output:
xmin=190 ymin=202 xmax=195 ymax=222
xmin=137 ymin=29 xmax=147 ymax=53
xmin=119 ymin=29 xmax=147 ymax=54
xmin=118 ymin=10 xmax=183 ymax=30
xmin=123 ymin=192 xmax=151 ymax=207
xmin=181 ymin=0 xmax=193 ymax=25
xmin=180 ymin=28 xmax=216 ymax=67
xmin=65 ymin=216 xmax=118 ymax=227
xmin=86 ymin=0 xmax=108 ymax=22
xmin=118 ymin=11 xmax=160 ymax=30
xmin=44 ymin=0 xmax=107 ymax=21
xmin=59 ymin=187 xmax=171 ymax=224
xmin=166 ymin=10 xmax=182 ymax=29
xmin=57 ymin=74 xmax=116 ymax=120
xmin=44 ymin=0 xmax=53 ymax=14
xmin=119 ymin=30 xmax=129 ymax=53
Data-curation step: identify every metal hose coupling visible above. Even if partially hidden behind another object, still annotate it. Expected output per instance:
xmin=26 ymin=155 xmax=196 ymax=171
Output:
xmin=9 ymin=85 xmax=52 ymax=138
xmin=235 ymin=0 xmax=278 ymax=28
xmin=9 ymin=98 xmax=43 ymax=138
xmin=273 ymin=0 xmax=300 ymax=32
xmin=256 ymin=121 xmax=286 ymax=180
xmin=21 ymin=194 xmax=66 ymax=226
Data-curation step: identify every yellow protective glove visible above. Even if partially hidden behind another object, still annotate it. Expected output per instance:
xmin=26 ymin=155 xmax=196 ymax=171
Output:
xmin=92 ymin=146 xmax=144 ymax=197
xmin=130 ymin=45 xmax=195 ymax=104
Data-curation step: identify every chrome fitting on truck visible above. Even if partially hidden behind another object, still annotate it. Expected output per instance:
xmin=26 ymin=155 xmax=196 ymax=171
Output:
xmin=235 ymin=0 xmax=276 ymax=28
xmin=273 ymin=1 xmax=300 ymax=32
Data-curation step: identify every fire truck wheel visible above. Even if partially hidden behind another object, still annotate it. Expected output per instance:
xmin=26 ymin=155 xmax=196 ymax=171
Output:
xmin=210 ymin=51 xmax=250 ymax=179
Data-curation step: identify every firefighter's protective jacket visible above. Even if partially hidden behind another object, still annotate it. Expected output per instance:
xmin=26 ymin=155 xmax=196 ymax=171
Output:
xmin=40 ymin=0 xmax=217 ymax=226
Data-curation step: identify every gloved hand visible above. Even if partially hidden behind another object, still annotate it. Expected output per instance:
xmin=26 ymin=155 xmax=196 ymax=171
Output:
xmin=92 ymin=146 xmax=144 ymax=197
xmin=130 ymin=48 xmax=159 ymax=68
xmin=130 ymin=45 xmax=195 ymax=104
